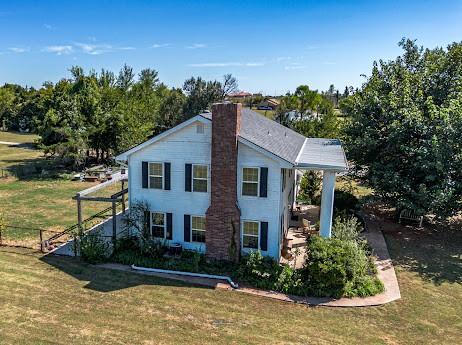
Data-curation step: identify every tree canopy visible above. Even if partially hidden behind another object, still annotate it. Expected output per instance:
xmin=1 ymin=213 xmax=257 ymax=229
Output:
xmin=342 ymin=38 xmax=462 ymax=217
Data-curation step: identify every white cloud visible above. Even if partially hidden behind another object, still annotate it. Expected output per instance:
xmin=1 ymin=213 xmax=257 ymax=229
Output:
xmin=284 ymin=62 xmax=306 ymax=70
xmin=276 ymin=56 xmax=292 ymax=62
xmin=186 ymin=43 xmax=207 ymax=49
xmin=75 ymin=42 xmax=135 ymax=55
xmin=44 ymin=24 xmax=53 ymax=30
xmin=189 ymin=62 xmax=264 ymax=67
xmin=43 ymin=45 xmax=73 ymax=55
xmin=152 ymin=43 xmax=171 ymax=48
xmin=8 ymin=47 xmax=29 ymax=53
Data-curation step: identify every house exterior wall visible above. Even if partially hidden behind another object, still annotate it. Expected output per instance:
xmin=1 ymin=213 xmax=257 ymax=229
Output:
xmin=127 ymin=119 xmax=286 ymax=260
xmin=128 ymin=119 xmax=212 ymax=252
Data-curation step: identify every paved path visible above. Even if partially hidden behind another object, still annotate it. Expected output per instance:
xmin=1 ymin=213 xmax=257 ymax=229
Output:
xmin=0 ymin=140 xmax=20 ymax=146
xmin=93 ymin=212 xmax=401 ymax=307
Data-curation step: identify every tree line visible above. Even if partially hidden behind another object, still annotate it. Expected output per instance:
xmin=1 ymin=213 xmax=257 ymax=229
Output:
xmin=0 ymin=65 xmax=237 ymax=167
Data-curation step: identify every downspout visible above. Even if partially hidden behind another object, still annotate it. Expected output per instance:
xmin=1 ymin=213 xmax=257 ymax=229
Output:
xmin=131 ymin=264 xmax=239 ymax=289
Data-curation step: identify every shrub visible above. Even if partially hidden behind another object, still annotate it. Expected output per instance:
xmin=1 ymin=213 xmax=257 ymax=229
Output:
xmin=79 ymin=232 xmax=110 ymax=264
xmin=237 ymin=251 xmax=281 ymax=290
xmin=332 ymin=215 xmax=364 ymax=243
xmin=334 ymin=190 xmax=360 ymax=212
xmin=301 ymin=236 xmax=383 ymax=298
xmin=298 ymin=171 xmax=322 ymax=204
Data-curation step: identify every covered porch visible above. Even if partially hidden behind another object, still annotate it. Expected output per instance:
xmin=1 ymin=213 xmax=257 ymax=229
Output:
xmin=282 ymin=138 xmax=348 ymax=265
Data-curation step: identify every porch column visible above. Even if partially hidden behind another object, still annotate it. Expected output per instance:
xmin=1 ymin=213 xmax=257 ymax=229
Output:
xmin=320 ymin=170 xmax=336 ymax=238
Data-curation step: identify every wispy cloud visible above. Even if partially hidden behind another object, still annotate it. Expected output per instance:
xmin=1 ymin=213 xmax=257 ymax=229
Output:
xmin=323 ymin=61 xmax=337 ymax=65
xmin=8 ymin=47 xmax=30 ymax=53
xmin=276 ymin=56 xmax=292 ymax=62
xmin=43 ymin=45 xmax=73 ymax=55
xmin=186 ymin=43 xmax=207 ymax=49
xmin=74 ymin=42 xmax=135 ymax=55
xmin=44 ymin=24 xmax=53 ymax=30
xmin=151 ymin=43 xmax=171 ymax=48
xmin=189 ymin=62 xmax=264 ymax=67
xmin=284 ymin=62 xmax=306 ymax=70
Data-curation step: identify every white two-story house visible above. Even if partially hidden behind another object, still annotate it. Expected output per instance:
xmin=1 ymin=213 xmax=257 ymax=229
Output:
xmin=115 ymin=103 xmax=347 ymax=262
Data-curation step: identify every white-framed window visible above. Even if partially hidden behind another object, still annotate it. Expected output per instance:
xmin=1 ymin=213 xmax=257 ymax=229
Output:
xmin=242 ymin=167 xmax=259 ymax=196
xmin=242 ymin=220 xmax=259 ymax=249
xmin=149 ymin=162 xmax=163 ymax=189
xmin=196 ymin=123 xmax=205 ymax=134
xmin=191 ymin=216 xmax=206 ymax=243
xmin=192 ymin=164 xmax=208 ymax=193
xmin=151 ymin=212 xmax=166 ymax=238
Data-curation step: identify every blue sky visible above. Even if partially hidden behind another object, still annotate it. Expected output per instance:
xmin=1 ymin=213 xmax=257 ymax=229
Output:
xmin=1 ymin=1 xmax=461 ymax=94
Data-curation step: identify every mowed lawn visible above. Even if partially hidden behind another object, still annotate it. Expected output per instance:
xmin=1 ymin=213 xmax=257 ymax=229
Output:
xmin=0 ymin=131 xmax=123 ymax=245
xmin=0 ymin=222 xmax=461 ymax=345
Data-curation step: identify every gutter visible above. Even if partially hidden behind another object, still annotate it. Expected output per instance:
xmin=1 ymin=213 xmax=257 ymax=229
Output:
xmin=130 ymin=265 xmax=239 ymax=289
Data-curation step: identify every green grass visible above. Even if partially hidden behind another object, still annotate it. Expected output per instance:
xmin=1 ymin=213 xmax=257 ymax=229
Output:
xmin=0 ymin=130 xmax=38 ymax=143
xmin=0 ymin=131 xmax=123 ymax=246
xmin=0 ymin=221 xmax=461 ymax=344
xmin=252 ymin=108 xmax=276 ymax=119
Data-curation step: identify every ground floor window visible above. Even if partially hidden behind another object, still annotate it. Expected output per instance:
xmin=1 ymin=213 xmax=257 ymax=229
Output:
xmin=191 ymin=216 xmax=206 ymax=243
xmin=151 ymin=212 xmax=165 ymax=238
xmin=242 ymin=221 xmax=259 ymax=249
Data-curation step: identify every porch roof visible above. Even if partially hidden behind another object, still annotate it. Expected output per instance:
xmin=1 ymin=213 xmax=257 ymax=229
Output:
xmin=295 ymin=138 xmax=348 ymax=171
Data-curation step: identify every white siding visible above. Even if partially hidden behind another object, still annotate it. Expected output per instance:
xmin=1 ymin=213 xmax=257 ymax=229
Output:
xmin=128 ymin=120 xmax=211 ymax=252
xmin=127 ymin=120 xmax=287 ymax=260
xmin=237 ymin=142 xmax=282 ymax=259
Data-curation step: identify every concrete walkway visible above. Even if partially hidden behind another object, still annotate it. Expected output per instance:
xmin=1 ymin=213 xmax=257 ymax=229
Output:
xmin=96 ymin=215 xmax=400 ymax=307
xmin=0 ymin=140 xmax=20 ymax=146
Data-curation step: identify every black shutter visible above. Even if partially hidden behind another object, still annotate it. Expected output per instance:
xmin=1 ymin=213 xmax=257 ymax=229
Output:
xmin=260 ymin=221 xmax=268 ymax=251
xmin=185 ymin=164 xmax=192 ymax=192
xmin=164 ymin=162 xmax=171 ymax=190
xmin=142 ymin=161 xmax=149 ymax=188
xmin=259 ymin=167 xmax=268 ymax=197
xmin=184 ymin=214 xmax=191 ymax=242
xmin=166 ymin=213 xmax=173 ymax=240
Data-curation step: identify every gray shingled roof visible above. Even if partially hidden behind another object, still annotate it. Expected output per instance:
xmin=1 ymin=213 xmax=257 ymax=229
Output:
xmin=200 ymin=109 xmax=347 ymax=170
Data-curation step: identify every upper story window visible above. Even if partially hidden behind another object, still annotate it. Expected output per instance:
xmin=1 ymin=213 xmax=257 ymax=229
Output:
xmin=242 ymin=167 xmax=259 ymax=196
xmin=149 ymin=162 xmax=163 ymax=189
xmin=191 ymin=215 xmax=206 ymax=243
xmin=193 ymin=165 xmax=208 ymax=192
xmin=196 ymin=123 xmax=205 ymax=134
xmin=151 ymin=212 xmax=165 ymax=238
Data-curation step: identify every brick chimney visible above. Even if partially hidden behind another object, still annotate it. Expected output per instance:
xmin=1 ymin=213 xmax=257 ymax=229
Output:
xmin=205 ymin=103 xmax=241 ymax=262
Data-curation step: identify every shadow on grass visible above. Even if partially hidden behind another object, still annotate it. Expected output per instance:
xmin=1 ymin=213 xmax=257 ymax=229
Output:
xmin=371 ymin=206 xmax=462 ymax=285
xmin=40 ymin=254 xmax=212 ymax=293
xmin=4 ymin=155 xmax=70 ymax=181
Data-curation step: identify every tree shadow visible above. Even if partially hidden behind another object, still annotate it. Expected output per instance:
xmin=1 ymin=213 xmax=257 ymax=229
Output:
xmin=4 ymin=155 xmax=70 ymax=181
xmin=369 ymin=205 xmax=462 ymax=285
xmin=40 ymin=254 xmax=215 ymax=293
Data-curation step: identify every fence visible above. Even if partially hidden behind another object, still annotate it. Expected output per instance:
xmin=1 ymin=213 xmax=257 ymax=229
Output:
xmin=0 ymin=202 xmax=123 ymax=252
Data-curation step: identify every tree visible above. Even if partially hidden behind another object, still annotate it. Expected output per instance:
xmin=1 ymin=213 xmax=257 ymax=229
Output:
xmin=182 ymin=76 xmax=222 ymax=116
xmin=221 ymin=74 xmax=238 ymax=99
xmin=343 ymin=38 xmax=462 ymax=218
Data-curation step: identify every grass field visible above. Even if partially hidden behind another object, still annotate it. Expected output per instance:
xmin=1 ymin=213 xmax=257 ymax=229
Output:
xmin=0 ymin=220 xmax=461 ymax=344
xmin=0 ymin=132 xmax=123 ymax=246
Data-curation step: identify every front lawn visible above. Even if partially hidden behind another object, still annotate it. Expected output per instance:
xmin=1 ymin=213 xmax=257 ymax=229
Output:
xmin=0 ymin=219 xmax=461 ymax=344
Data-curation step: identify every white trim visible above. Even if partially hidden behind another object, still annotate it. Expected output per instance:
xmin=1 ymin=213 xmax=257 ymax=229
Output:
xmin=238 ymin=136 xmax=294 ymax=168
xmin=147 ymin=162 xmax=164 ymax=189
xmin=241 ymin=220 xmax=261 ymax=251
xmin=241 ymin=166 xmax=260 ymax=197
xmin=295 ymin=138 xmax=308 ymax=163
xmin=151 ymin=211 xmax=166 ymax=239
xmin=115 ymin=115 xmax=211 ymax=161
xmin=191 ymin=215 xmax=206 ymax=244
xmin=191 ymin=164 xmax=209 ymax=193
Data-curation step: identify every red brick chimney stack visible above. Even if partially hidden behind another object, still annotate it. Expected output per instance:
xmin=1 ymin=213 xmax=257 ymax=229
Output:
xmin=205 ymin=102 xmax=241 ymax=262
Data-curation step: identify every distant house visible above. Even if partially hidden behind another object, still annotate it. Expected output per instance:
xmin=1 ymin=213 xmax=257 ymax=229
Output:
xmin=228 ymin=91 xmax=253 ymax=99
xmin=116 ymin=103 xmax=347 ymax=262
xmin=257 ymin=97 xmax=280 ymax=110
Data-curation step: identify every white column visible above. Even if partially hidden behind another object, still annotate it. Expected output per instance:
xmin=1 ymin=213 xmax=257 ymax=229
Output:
xmin=319 ymin=170 xmax=336 ymax=238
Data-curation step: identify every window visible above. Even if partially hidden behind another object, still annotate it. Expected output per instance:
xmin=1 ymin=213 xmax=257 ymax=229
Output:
xmin=191 ymin=216 xmax=206 ymax=243
xmin=242 ymin=221 xmax=259 ymax=249
xmin=242 ymin=167 xmax=259 ymax=196
xmin=196 ymin=123 xmax=205 ymax=134
xmin=149 ymin=162 xmax=163 ymax=189
xmin=193 ymin=165 xmax=208 ymax=192
xmin=151 ymin=212 xmax=165 ymax=238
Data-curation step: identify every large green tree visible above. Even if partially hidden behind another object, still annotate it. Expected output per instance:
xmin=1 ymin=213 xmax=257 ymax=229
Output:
xmin=342 ymin=39 xmax=462 ymax=217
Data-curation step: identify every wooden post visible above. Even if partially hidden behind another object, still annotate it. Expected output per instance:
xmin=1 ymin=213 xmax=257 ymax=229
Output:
xmin=112 ymin=199 xmax=117 ymax=243
xmin=40 ymin=230 xmax=44 ymax=253
xmin=77 ymin=196 xmax=83 ymax=236
xmin=121 ymin=180 xmax=126 ymax=213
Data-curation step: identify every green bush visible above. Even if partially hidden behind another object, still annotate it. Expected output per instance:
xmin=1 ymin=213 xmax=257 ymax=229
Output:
xmin=79 ymin=232 xmax=110 ymax=264
xmin=297 ymin=171 xmax=322 ymax=204
xmin=334 ymin=190 xmax=360 ymax=212
xmin=301 ymin=236 xmax=383 ymax=298
xmin=332 ymin=215 xmax=364 ymax=243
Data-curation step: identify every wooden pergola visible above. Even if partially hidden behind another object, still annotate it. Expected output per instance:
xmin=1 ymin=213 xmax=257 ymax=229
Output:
xmin=72 ymin=171 xmax=129 ymax=242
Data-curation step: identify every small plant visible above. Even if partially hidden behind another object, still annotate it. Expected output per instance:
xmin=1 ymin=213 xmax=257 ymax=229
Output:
xmin=79 ymin=231 xmax=110 ymax=264
xmin=332 ymin=215 xmax=364 ymax=243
